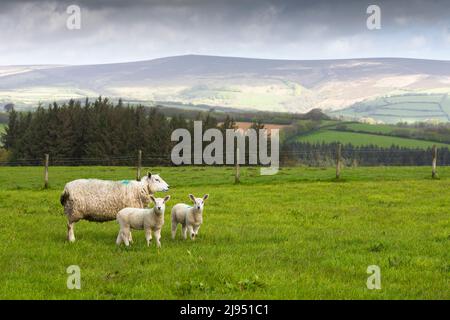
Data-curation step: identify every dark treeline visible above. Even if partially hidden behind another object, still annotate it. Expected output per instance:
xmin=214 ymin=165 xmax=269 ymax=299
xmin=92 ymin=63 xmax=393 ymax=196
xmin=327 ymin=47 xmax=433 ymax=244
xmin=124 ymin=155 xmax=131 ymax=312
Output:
xmin=1 ymin=97 xmax=449 ymax=166
xmin=0 ymin=97 xmax=244 ymax=165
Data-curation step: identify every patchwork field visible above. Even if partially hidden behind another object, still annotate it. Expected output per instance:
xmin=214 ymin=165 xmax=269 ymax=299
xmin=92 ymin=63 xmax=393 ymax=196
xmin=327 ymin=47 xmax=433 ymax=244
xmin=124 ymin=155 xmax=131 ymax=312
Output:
xmin=331 ymin=94 xmax=450 ymax=123
xmin=0 ymin=166 xmax=448 ymax=299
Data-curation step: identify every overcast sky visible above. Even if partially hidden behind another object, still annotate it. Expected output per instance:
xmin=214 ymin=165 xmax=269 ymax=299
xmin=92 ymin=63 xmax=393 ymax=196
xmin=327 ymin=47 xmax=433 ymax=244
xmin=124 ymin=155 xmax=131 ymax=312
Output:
xmin=1 ymin=0 xmax=450 ymax=65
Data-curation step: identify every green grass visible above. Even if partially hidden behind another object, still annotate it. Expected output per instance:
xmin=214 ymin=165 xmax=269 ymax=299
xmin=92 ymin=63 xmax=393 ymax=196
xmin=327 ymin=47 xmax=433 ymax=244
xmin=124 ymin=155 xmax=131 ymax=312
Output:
xmin=0 ymin=166 xmax=449 ymax=299
xmin=339 ymin=122 xmax=395 ymax=135
xmin=296 ymin=129 xmax=450 ymax=148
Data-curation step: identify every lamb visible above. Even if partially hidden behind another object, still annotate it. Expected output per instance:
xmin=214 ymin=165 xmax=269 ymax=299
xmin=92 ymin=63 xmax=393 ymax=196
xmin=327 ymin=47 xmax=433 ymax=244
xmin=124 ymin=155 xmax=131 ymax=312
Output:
xmin=116 ymin=195 xmax=170 ymax=248
xmin=60 ymin=172 xmax=169 ymax=242
xmin=171 ymin=194 xmax=209 ymax=240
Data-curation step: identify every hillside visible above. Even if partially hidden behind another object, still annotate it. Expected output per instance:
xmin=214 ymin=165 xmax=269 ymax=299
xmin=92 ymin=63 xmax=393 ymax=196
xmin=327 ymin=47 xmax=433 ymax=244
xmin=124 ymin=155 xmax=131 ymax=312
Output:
xmin=332 ymin=93 xmax=450 ymax=123
xmin=1 ymin=55 xmax=450 ymax=115
xmin=290 ymin=120 xmax=450 ymax=149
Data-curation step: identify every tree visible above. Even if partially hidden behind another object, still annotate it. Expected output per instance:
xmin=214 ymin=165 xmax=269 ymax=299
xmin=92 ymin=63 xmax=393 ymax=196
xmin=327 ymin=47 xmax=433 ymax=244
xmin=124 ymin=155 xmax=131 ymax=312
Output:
xmin=3 ymin=103 xmax=14 ymax=113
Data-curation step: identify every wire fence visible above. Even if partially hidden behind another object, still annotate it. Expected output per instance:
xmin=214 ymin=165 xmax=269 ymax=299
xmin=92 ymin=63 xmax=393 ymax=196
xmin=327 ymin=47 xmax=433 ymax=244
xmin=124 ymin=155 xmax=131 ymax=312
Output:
xmin=0 ymin=148 xmax=446 ymax=167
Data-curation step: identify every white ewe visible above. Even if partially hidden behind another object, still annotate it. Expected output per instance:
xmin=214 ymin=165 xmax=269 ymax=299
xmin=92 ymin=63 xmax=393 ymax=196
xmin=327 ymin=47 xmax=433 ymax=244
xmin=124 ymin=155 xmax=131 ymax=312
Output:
xmin=171 ymin=194 xmax=209 ymax=240
xmin=116 ymin=195 xmax=170 ymax=248
xmin=61 ymin=172 xmax=169 ymax=242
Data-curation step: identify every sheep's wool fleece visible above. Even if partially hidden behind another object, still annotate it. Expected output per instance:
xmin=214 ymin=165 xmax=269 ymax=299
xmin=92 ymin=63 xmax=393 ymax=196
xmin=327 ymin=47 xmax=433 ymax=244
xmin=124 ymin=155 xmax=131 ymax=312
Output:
xmin=63 ymin=179 xmax=150 ymax=222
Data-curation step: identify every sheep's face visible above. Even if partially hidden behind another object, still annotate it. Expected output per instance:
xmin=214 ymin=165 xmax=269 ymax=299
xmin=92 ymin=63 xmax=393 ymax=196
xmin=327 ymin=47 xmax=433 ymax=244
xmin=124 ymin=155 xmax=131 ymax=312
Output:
xmin=150 ymin=195 xmax=170 ymax=215
xmin=143 ymin=172 xmax=170 ymax=193
xmin=189 ymin=194 xmax=209 ymax=212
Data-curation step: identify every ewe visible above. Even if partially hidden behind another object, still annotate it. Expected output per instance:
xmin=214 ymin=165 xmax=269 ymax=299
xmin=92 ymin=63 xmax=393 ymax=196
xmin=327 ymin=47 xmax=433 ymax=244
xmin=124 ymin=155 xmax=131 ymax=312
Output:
xmin=116 ymin=195 xmax=170 ymax=248
xmin=60 ymin=172 xmax=169 ymax=242
xmin=171 ymin=194 xmax=209 ymax=240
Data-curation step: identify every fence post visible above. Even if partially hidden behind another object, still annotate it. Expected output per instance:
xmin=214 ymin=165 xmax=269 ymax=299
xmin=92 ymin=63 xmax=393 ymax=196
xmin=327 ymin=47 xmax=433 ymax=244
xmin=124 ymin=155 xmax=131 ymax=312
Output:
xmin=336 ymin=143 xmax=341 ymax=180
xmin=235 ymin=147 xmax=240 ymax=184
xmin=432 ymin=145 xmax=437 ymax=179
xmin=44 ymin=153 xmax=49 ymax=189
xmin=136 ymin=149 xmax=142 ymax=181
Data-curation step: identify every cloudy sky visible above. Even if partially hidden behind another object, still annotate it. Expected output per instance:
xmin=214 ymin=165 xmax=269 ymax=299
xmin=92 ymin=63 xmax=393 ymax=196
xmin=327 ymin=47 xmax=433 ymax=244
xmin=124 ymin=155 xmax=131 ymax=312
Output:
xmin=1 ymin=0 xmax=450 ymax=65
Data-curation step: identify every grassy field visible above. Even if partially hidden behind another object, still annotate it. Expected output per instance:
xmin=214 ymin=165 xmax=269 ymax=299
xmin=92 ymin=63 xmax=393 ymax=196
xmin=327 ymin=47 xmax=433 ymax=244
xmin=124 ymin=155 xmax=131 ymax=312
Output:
xmin=0 ymin=166 xmax=449 ymax=299
xmin=331 ymin=93 xmax=450 ymax=123
xmin=296 ymin=129 xmax=450 ymax=148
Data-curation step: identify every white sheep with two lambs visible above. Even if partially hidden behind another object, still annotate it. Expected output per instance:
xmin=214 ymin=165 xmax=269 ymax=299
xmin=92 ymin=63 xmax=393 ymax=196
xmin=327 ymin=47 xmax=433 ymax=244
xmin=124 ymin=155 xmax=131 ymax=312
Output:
xmin=171 ymin=194 xmax=209 ymax=240
xmin=116 ymin=195 xmax=171 ymax=248
xmin=60 ymin=172 xmax=169 ymax=242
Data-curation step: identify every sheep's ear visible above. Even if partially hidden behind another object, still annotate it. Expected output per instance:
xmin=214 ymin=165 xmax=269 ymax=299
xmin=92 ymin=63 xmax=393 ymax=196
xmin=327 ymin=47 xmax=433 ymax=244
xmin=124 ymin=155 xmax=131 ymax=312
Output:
xmin=150 ymin=195 xmax=156 ymax=203
xmin=147 ymin=172 xmax=152 ymax=178
xmin=189 ymin=194 xmax=196 ymax=202
xmin=203 ymin=194 xmax=209 ymax=201
xmin=163 ymin=195 xmax=171 ymax=203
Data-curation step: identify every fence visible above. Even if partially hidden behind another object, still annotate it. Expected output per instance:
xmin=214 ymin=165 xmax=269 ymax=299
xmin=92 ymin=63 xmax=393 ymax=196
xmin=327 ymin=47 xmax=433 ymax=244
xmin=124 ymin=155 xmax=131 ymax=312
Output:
xmin=0 ymin=145 xmax=444 ymax=188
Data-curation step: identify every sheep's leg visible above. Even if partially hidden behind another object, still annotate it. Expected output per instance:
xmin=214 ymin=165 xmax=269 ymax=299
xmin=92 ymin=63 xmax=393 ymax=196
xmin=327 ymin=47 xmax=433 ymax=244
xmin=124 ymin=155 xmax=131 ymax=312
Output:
xmin=145 ymin=229 xmax=152 ymax=246
xmin=193 ymin=225 xmax=200 ymax=239
xmin=155 ymin=229 xmax=162 ymax=248
xmin=188 ymin=225 xmax=195 ymax=240
xmin=182 ymin=224 xmax=187 ymax=240
xmin=171 ymin=222 xmax=177 ymax=239
xmin=122 ymin=228 xmax=131 ymax=246
xmin=116 ymin=231 xmax=123 ymax=245
xmin=129 ymin=232 xmax=133 ymax=243
xmin=67 ymin=221 xmax=76 ymax=243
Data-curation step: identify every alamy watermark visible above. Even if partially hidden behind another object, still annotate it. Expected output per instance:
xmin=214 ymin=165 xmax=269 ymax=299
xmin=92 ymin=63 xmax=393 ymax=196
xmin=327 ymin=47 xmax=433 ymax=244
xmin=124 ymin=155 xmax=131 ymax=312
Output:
xmin=171 ymin=121 xmax=279 ymax=175
xmin=367 ymin=5 xmax=381 ymax=30
xmin=66 ymin=265 xmax=81 ymax=289
xmin=66 ymin=5 xmax=81 ymax=30
xmin=366 ymin=265 xmax=381 ymax=290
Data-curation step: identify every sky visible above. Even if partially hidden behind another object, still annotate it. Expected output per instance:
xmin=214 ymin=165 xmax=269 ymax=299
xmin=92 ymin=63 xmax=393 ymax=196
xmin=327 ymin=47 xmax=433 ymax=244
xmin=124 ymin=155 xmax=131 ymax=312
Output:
xmin=1 ymin=0 xmax=450 ymax=65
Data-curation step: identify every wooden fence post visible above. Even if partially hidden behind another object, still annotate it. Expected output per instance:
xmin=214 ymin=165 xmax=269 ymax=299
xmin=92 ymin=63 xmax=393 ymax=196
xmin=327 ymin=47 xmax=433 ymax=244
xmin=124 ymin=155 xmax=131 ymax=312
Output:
xmin=136 ymin=149 xmax=142 ymax=181
xmin=432 ymin=145 xmax=437 ymax=179
xmin=44 ymin=153 xmax=49 ymax=189
xmin=336 ymin=143 xmax=341 ymax=180
xmin=235 ymin=147 xmax=240 ymax=184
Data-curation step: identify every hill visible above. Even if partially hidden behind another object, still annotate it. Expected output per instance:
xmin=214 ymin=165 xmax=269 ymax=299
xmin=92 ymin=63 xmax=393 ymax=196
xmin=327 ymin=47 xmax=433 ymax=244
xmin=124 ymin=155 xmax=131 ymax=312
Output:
xmin=1 ymin=55 xmax=450 ymax=115
xmin=289 ymin=120 xmax=450 ymax=149
xmin=331 ymin=93 xmax=450 ymax=123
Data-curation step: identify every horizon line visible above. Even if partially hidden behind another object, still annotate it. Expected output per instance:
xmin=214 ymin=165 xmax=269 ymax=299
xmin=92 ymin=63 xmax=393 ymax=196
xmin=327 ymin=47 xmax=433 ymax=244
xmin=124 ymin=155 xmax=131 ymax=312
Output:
xmin=2 ymin=54 xmax=450 ymax=67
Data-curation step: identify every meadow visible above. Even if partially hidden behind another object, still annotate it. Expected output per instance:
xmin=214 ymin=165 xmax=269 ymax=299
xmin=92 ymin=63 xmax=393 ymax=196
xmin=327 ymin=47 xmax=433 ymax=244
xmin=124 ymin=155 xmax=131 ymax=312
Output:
xmin=0 ymin=166 xmax=448 ymax=299
xmin=332 ymin=93 xmax=450 ymax=123
xmin=296 ymin=129 xmax=449 ymax=148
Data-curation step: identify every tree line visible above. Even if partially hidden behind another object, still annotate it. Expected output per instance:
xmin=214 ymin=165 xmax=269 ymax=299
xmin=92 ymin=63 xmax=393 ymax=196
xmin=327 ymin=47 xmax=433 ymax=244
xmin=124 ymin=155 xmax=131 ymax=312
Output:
xmin=0 ymin=97 xmax=251 ymax=165
xmin=1 ymin=97 xmax=448 ymax=166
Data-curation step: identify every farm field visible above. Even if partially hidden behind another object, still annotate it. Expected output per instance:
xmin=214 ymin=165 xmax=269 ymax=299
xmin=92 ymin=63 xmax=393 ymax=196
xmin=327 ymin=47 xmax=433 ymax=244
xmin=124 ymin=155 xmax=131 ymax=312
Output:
xmin=296 ymin=129 xmax=450 ymax=148
xmin=0 ymin=166 xmax=448 ymax=299
xmin=331 ymin=93 xmax=450 ymax=123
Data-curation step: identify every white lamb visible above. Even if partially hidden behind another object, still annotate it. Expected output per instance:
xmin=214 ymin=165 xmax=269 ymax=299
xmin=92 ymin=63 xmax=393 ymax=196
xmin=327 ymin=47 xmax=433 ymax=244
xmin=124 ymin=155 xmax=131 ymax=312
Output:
xmin=116 ymin=195 xmax=170 ymax=248
xmin=171 ymin=194 xmax=209 ymax=240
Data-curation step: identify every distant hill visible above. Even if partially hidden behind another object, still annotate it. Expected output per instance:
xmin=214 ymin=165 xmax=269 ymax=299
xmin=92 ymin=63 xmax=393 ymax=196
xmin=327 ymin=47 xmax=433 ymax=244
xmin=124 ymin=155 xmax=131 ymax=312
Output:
xmin=1 ymin=55 xmax=450 ymax=117
xmin=331 ymin=93 xmax=450 ymax=124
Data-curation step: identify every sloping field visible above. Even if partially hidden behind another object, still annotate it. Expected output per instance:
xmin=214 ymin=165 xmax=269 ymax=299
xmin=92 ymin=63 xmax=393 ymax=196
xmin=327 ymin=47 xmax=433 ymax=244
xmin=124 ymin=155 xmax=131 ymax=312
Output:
xmin=296 ymin=129 xmax=450 ymax=148
xmin=332 ymin=94 xmax=450 ymax=123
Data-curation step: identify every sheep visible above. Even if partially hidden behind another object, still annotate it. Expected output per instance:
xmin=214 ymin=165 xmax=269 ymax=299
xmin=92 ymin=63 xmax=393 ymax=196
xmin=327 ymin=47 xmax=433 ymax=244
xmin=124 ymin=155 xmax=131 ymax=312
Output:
xmin=60 ymin=172 xmax=169 ymax=242
xmin=116 ymin=195 xmax=170 ymax=248
xmin=171 ymin=194 xmax=209 ymax=240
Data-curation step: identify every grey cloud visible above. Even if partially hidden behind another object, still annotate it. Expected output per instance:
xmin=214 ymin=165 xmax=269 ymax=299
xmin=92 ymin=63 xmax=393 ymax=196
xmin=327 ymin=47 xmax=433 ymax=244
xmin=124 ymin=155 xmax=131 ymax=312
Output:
xmin=0 ymin=0 xmax=449 ymax=65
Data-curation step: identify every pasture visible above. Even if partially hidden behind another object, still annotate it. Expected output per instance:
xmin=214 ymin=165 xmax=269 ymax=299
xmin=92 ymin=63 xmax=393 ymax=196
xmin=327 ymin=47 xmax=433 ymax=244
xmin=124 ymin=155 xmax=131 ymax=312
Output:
xmin=331 ymin=93 xmax=450 ymax=123
xmin=0 ymin=166 xmax=448 ymax=299
xmin=296 ymin=129 xmax=449 ymax=148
